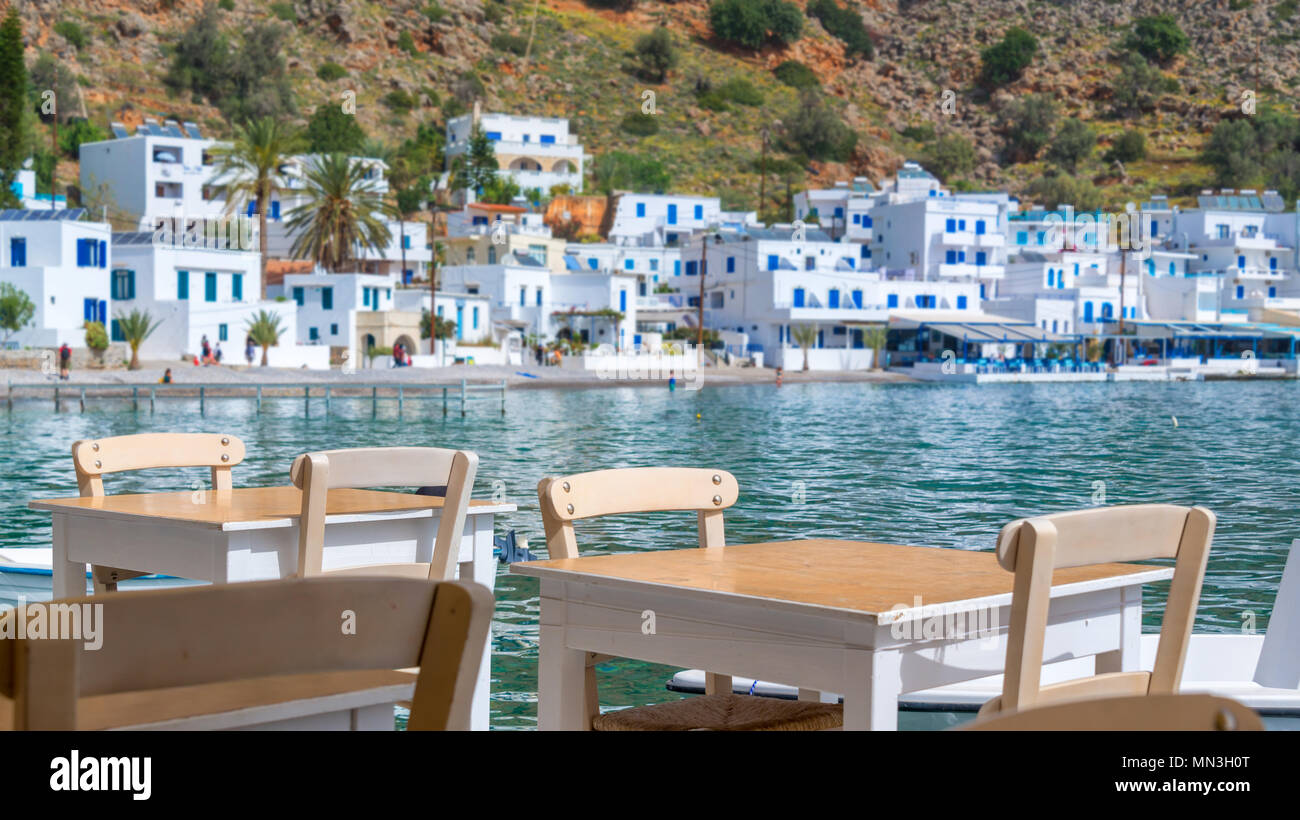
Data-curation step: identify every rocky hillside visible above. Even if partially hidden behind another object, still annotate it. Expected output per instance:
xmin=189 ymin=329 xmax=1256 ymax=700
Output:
xmin=12 ymin=0 xmax=1299 ymax=212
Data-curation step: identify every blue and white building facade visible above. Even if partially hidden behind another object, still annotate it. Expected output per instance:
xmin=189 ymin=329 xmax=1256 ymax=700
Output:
xmin=445 ymin=109 xmax=586 ymax=194
xmin=0 ymin=209 xmax=113 ymax=347
xmin=107 ymin=231 xmax=286 ymax=360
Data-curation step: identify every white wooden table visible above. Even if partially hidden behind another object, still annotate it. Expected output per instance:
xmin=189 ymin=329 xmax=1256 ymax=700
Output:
xmin=29 ymin=487 xmax=515 ymax=731
xmin=513 ymin=539 xmax=1173 ymax=730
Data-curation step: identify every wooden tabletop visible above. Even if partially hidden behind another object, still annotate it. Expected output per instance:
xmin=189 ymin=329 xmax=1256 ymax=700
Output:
xmin=512 ymin=539 xmax=1173 ymax=622
xmin=29 ymin=486 xmax=517 ymax=531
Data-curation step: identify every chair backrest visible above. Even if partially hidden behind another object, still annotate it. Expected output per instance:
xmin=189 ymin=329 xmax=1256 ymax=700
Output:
xmin=72 ymin=433 xmax=246 ymax=497
xmin=961 ymin=693 xmax=1262 ymax=731
xmin=289 ymin=447 xmax=478 ymax=580
xmin=990 ymin=503 xmax=1214 ymax=714
xmin=0 ymin=576 xmax=494 ymax=730
xmin=536 ymin=467 xmax=740 ymax=559
xmin=1254 ymin=538 xmax=1300 ymax=689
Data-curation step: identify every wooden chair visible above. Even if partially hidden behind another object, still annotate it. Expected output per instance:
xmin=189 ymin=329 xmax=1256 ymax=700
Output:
xmin=961 ymin=693 xmax=1262 ymax=731
xmin=71 ymin=433 xmax=246 ymax=593
xmin=538 ymin=467 xmax=843 ymax=731
xmin=289 ymin=447 xmax=478 ymax=580
xmin=980 ymin=503 xmax=1215 ymax=717
xmin=0 ymin=576 xmax=493 ymax=730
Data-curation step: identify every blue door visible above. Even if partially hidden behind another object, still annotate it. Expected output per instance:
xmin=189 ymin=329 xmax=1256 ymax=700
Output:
xmin=667 ymin=204 xmax=677 ymax=225
xmin=1083 ymin=302 xmax=1094 ymax=322
xmin=793 ymin=288 xmax=805 ymax=308
xmin=828 ymin=290 xmax=839 ymax=309
xmin=456 ymin=306 xmax=464 ymax=339
xmin=619 ymin=290 xmax=627 ymax=312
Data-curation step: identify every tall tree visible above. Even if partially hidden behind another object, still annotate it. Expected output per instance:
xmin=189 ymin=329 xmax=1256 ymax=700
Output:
xmin=0 ymin=282 xmax=35 ymax=342
xmin=286 ymin=153 xmax=391 ymax=272
xmin=0 ymin=9 xmax=30 ymax=208
xmin=452 ymin=126 xmax=498 ymax=196
xmin=210 ymin=118 xmax=303 ymax=298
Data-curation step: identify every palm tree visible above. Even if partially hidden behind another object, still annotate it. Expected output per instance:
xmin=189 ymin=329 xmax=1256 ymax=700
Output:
xmin=790 ymin=324 xmax=818 ymax=372
xmin=210 ymin=118 xmax=302 ymax=299
xmin=113 ymin=309 xmax=162 ymax=370
xmin=391 ymin=185 xmax=424 ymax=285
xmin=244 ymin=309 xmax=285 ymax=366
xmin=286 ymin=153 xmax=392 ymax=272
xmin=862 ymin=325 xmax=887 ymax=370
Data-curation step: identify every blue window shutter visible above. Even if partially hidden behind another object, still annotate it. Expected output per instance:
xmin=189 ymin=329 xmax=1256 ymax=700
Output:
xmin=767 ymin=255 xmax=778 ymax=271
xmin=322 ymin=287 xmax=333 ymax=310
xmin=694 ymin=204 xmax=703 ymax=220
xmin=205 ymin=272 xmax=217 ymax=302
xmin=232 ymin=274 xmax=243 ymax=301
xmin=247 ymin=200 xmax=256 ymax=217
xmin=619 ymin=290 xmax=627 ymax=312
xmin=793 ymin=288 xmax=805 ymax=308
xmin=727 ymin=256 xmax=735 ymax=273
xmin=957 ymin=295 xmax=968 ymax=309
xmin=828 ymin=290 xmax=839 ymax=308
xmin=667 ymin=204 xmax=677 ymax=225
xmin=271 ymin=201 xmax=281 ymax=220
xmin=852 ymin=290 xmax=863 ymax=308
xmin=293 ymin=286 xmax=304 ymax=306
xmin=636 ymin=203 xmax=645 ymax=217
xmin=98 ymin=300 xmax=107 ymax=322
xmin=536 ymin=289 xmax=542 ymax=306
xmin=887 ymin=294 xmax=898 ymax=308
xmin=178 ymin=271 xmax=189 ymax=300
xmin=75 ymin=239 xmax=86 ymax=266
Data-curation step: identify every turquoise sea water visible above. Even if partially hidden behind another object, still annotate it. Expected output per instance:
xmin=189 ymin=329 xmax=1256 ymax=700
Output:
xmin=0 ymin=379 xmax=1295 ymax=729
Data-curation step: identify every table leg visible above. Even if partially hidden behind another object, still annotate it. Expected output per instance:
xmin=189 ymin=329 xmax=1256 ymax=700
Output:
xmin=537 ymin=599 xmax=588 ymax=731
xmin=1096 ymin=584 xmax=1143 ymax=674
xmin=842 ymin=649 xmax=902 ymax=731
xmin=459 ymin=514 xmax=497 ymax=732
xmin=50 ymin=515 xmax=86 ymax=600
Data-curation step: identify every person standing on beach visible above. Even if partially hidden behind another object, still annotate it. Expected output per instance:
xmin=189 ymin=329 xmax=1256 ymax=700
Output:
xmin=776 ymin=366 xmax=783 ymax=387
xmin=160 ymin=368 xmax=172 ymax=384
xmin=58 ymin=342 xmax=71 ymax=381
xmin=214 ymin=343 xmax=223 ymax=364
xmin=245 ymin=336 xmax=255 ymax=367
xmin=668 ymin=370 xmax=676 ymax=392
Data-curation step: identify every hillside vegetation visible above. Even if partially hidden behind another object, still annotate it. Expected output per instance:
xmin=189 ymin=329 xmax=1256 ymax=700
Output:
xmin=9 ymin=0 xmax=1299 ymax=216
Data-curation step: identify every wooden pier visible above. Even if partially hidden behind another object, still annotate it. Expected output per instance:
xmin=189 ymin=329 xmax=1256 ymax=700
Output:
xmin=5 ymin=380 xmax=508 ymax=417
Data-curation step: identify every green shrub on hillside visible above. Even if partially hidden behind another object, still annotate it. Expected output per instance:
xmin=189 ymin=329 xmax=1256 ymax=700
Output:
xmin=808 ymin=0 xmax=874 ymax=59
xmin=54 ymin=21 xmax=86 ymax=50
xmin=708 ymin=0 xmax=803 ymax=50
xmin=781 ymin=90 xmax=856 ymax=162
xmin=1104 ymin=130 xmax=1147 ymax=164
xmin=316 ymin=61 xmax=347 ymax=81
xmin=773 ymin=60 xmax=819 ymax=89
xmin=998 ymin=93 xmax=1057 ymax=162
xmin=269 ymin=2 xmax=295 ymax=22
xmin=1110 ymin=52 xmax=1178 ymax=117
xmin=979 ymin=27 xmax=1037 ymax=88
xmin=490 ymin=33 xmax=528 ymax=56
xmin=398 ymin=31 xmax=419 ymax=55
xmin=620 ymin=111 xmax=659 ymax=136
xmin=304 ymin=103 xmax=367 ymax=154
xmin=1201 ymin=107 xmax=1300 ymax=198
xmin=590 ymin=151 xmax=671 ymax=194
xmin=922 ymin=134 xmax=976 ymax=182
xmin=384 ymin=89 xmax=417 ymax=112
xmin=1125 ymin=14 xmax=1189 ymax=65
xmin=1046 ymin=118 xmax=1096 ymax=173
xmin=633 ymin=27 xmax=677 ymax=82
xmin=1028 ymin=170 xmax=1103 ymax=211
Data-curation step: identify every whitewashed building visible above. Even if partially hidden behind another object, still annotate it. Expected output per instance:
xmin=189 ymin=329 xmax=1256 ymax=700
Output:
xmin=694 ymin=227 xmax=985 ymax=369
xmin=79 ymin=119 xmax=222 ymax=225
xmin=106 ymin=230 xmax=298 ymax=362
xmin=0 ymin=208 xmax=112 ymax=348
xmin=445 ymin=110 xmax=585 ymax=193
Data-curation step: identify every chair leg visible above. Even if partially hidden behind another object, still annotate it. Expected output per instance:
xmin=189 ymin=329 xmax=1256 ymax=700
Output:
xmin=584 ymin=653 xmax=603 ymax=729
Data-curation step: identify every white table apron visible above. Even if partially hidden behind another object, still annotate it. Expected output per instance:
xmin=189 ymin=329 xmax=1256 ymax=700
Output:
xmin=49 ymin=505 xmax=507 ymax=732
xmin=536 ymin=570 xmax=1165 ymax=731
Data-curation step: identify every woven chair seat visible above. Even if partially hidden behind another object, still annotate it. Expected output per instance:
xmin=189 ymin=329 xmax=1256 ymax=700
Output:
xmin=592 ymin=694 xmax=843 ymax=731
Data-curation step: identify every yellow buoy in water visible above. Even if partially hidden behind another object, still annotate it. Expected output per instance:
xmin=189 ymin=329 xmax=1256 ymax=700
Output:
xmin=696 ymin=413 xmax=702 ymax=420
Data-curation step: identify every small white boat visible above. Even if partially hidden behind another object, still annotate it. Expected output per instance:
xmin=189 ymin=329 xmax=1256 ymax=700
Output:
xmin=669 ymin=542 xmax=1300 ymax=728
xmin=0 ymin=548 xmax=199 ymax=603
